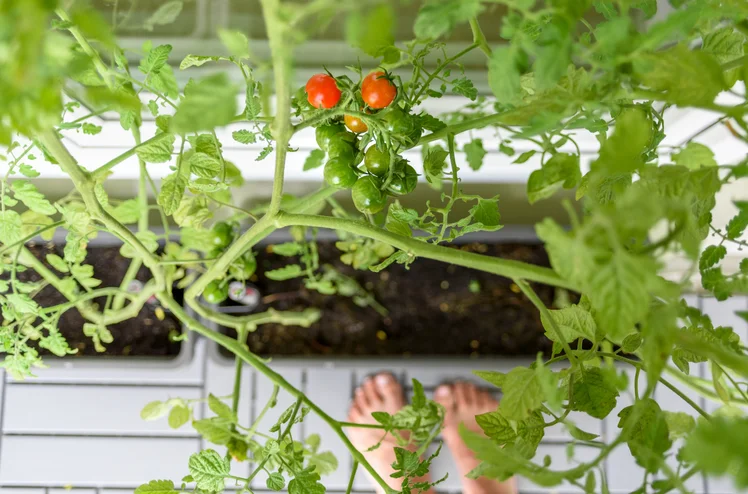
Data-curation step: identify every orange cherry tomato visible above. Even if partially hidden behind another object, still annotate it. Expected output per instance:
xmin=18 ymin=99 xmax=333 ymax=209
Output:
xmin=344 ymin=114 xmax=368 ymax=133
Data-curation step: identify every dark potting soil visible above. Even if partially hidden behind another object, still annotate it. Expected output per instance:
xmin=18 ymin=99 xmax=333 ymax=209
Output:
xmin=219 ymin=242 xmax=558 ymax=357
xmin=7 ymin=244 xmax=182 ymax=357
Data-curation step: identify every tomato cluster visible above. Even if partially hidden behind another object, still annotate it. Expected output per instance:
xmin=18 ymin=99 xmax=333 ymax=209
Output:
xmin=305 ymin=70 xmax=421 ymax=215
xmin=201 ymin=222 xmax=257 ymax=304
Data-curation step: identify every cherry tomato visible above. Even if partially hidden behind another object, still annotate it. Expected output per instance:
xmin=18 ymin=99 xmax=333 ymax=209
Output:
xmin=352 ymin=176 xmax=387 ymax=214
xmin=211 ymin=222 xmax=233 ymax=248
xmin=361 ymin=71 xmax=397 ymax=109
xmin=327 ymin=134 xmax=356 ymax=162
xmin=203 ymin=280 xmax=228 ymax=304
xmin=305 ymin=74 xmax=341 ymax=109
xmin=324 ymin=157 xmax=358 ymax=189
xmin=315 ymin=123 xmax=345 ymax=151
xmin=344 ymin=114 xmax=368 ymax=133
xmin=385 ymin=108 xmax=421 ymax=149
xmin=386 ymin=164 xmax=418 ymax=195
xmin=364 ymin=145 xmax=390 ymax=176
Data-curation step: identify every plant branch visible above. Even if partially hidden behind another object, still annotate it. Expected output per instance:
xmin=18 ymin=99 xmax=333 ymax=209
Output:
xmin=158 ymin=295 xmax=397 ymax=494
xmin=275 ymin=213 xmax=575 ymax=290
xmin=469 ymin=18 xmax=492 ymax=58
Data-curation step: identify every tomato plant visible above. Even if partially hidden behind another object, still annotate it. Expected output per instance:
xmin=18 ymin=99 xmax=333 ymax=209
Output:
xmin=2 ymin=1 xmax=748 ymax=494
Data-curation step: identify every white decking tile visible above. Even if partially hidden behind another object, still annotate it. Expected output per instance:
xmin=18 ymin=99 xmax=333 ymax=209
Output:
xmin=3 ymin=384 xmax=202 ymax=435
xmin=305 ymin=368 xmax=355 ymax=490
xmin=0 ymin=436 xmax=198 ymax=486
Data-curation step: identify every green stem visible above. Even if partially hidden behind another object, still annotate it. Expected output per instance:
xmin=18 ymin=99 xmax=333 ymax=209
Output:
xmin=259 ymin=0 xmax=293 ymax=217
xmin=36 ymin=129 xmax=166 ymax=288
xmin=276 ymin=213 xmax=575 ymax=290
xmin=0 ymin=221 xmax=65 ymax=256
xmin=417 ymin=110 xmax=516 ymax=146
xmin=346 ymin=461 xmax=359 ymax=494
xmin=469 ymin=18 xmax=492 ymax=58
xmin=246 ymin=384 xmax=280 ymax=439
xmin=90 ymin=132 xmax=174 ymax=179
xmin=514 ymin=279 xmax=580 ymax=368
xmin=230 ymin=328 xmax=248 ymax=435
xmin=158 ymin=295 xmax=396 ymax=494
xmin=56 ymin=9 xmax=113 ymax=89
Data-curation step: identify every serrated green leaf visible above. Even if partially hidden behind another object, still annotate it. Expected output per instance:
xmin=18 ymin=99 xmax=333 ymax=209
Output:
xmin=414 ymin=0 xmax=483 ymax=40
xmin=188 ymin=449 xmax=229 ymax=491
xmin=144 ymin=1 xmax=183 ymax=30
xmin=571 ymin=367 xmax=618 ymax=419
xmin=303 ymin=149 xmax=325 ymax=171
xmin=208 ymin=394 xmax=236 ymax=422
xmin=346 ymin=4 xmax=397 ymax=62
xmin=180 ymin=55 xmax=224 ymax=70
xmin=617 ymin=398 xmax=672 ymax=472
xmin=172 ymin=73 xmax=237 ymax=133
xmin=621 ymin=332 xmax=643 ymax=353
xmin=476 ymin=410 xmax=517 ymax=443
xmin=158 ymin=172 xmax=188 ymax=216
xmin=218 ymin=28 xmax=250 ymax=59
xmin=452 ymin=77 xmax=478 ymax=101
xmin=568 ymin=423 xmax=600 ymax=441
xmin=702 ymin=27 xmax=745 ymax=87
xmin=111 ymin=199 xmax=142 ymax=224
xmin=232 ymin=129 xmax=257 ymax=145
xmin=308 ymin=450 xmax=339 ymax=476
xmin=700 ymin=245 xmax=727 ymax=271
xmin=634 ymin=44 xmax=725 ymax=106
xmin=473 ymin=370 xmax=506 ymax=388
xmin=139 ymin=44 xmax=172 ymax=75
xmin=672 ymin=143 xmax=717 ymax=169
xmin=266 ymin=472 xmax=285 ymax=491
xmin=513 ymin=150 xmax=536 ymax=164
xmin=120 ymin=231 xmax=159 ymax=258
xmin=6 ymin=293 xmax=39 ymax=314
xmin=46 ymin=254 xmax=68 ymax=273
xmin=527 ymin=153 xmax=581 ymax=204
xmin=469 ymin=198 xmax=501 ymax=229
xmin=684 ymin=416 xmax=748 ymax=487
xmin=11 ymin=180 xmax=56 ymax=215
xmin=136 ymin=134 xmax=175 ymax=163
xmin=500 ymin=367 xmax=543 ymax=421
xmin=488 ymin=47 xmax=521 ymax=102
xmin=464 ymin=139 xmax=486 ymax=171
xmin=423 ymin=146 xmax=448 ymax=184
xmin=135 ymin=479 xmax=179 ymax=494
xmin=265 ymin=265 xmax=303 ymax=281
xmin=541 ymin=304 xmax=597 ymax=344
xmin=187 ymin=152 xmax=222 ymax=179
xmin=193 ymin=418 xmax=231 ymax=445
xmin=663 ymin=411 xmax=695 ymax=440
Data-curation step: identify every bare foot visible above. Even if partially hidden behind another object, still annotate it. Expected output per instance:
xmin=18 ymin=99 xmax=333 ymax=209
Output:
xmin=347 ymin=373 xmax=433 ymax=494
xmin=434 ymin=382 xmax=518 ymax=494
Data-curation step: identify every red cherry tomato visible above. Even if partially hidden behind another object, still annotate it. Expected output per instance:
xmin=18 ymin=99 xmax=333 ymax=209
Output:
xmin=344 ymin=114 xmax=368 ymax=133
xmin=361 ymin=71 xmax=397 ymax=109
xmin=305 ymin=74 xmax=341 ymax=109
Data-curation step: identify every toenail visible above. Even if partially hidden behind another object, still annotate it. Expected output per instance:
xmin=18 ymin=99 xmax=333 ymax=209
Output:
xmin=435 ymin=386 xmax=451 ymax=398
xmin=375 ymin=373 xmax=393 ymax=388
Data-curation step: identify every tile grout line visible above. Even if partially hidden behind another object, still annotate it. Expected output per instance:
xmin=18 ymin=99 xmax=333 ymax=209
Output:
xmin=0 ymin=370 xmax=7 ymax=469
xmin=199 ymin=337 xmax=210 ymax=454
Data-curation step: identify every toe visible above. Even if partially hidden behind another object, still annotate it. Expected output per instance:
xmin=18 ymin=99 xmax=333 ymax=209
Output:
xmin=355 ymin=386 xmax=371 ymax=410
xmin=375 ymin=373 xmax=404 ymax=411
xmin=434 ymin=384 xmax=454 ymax=408
xmin=362 ymin=377 xmax=384 ymax=409
xmin=348 ymin=400 xmax=364 ymax=422
xmin=454 ymin=381 xmax=473 ymax=406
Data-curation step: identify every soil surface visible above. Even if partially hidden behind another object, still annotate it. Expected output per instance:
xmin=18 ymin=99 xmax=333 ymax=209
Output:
xmin=7 ymin=243 xmax=182 ymax=357
xmin=220 ymin=242 xmax=558 ymax=357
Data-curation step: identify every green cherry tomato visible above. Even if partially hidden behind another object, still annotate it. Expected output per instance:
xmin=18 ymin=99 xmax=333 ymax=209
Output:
xmin=203 ymin=280 xmax=228 ymax=304
xmin=327 ymin=134 xmax=356 ymax=162
xmin=211 ymin=222 xmax=233 ymax=248
xmin=352 ymin=176 xmax=387 ymax=214
xmin=324 ymin=157 xmax=358 ymax=189
xmin=386 ymin=164 xmax=418 ymax=195
xmin=315 ymin=123 xmax=345 ymax=151
xmin=364 ymin=145 xmax=390 ymax=176
xmin=385 ymin=108 xmax=421 ymax=149
xmin=241 ymin=252 xmax=257 ymax=277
